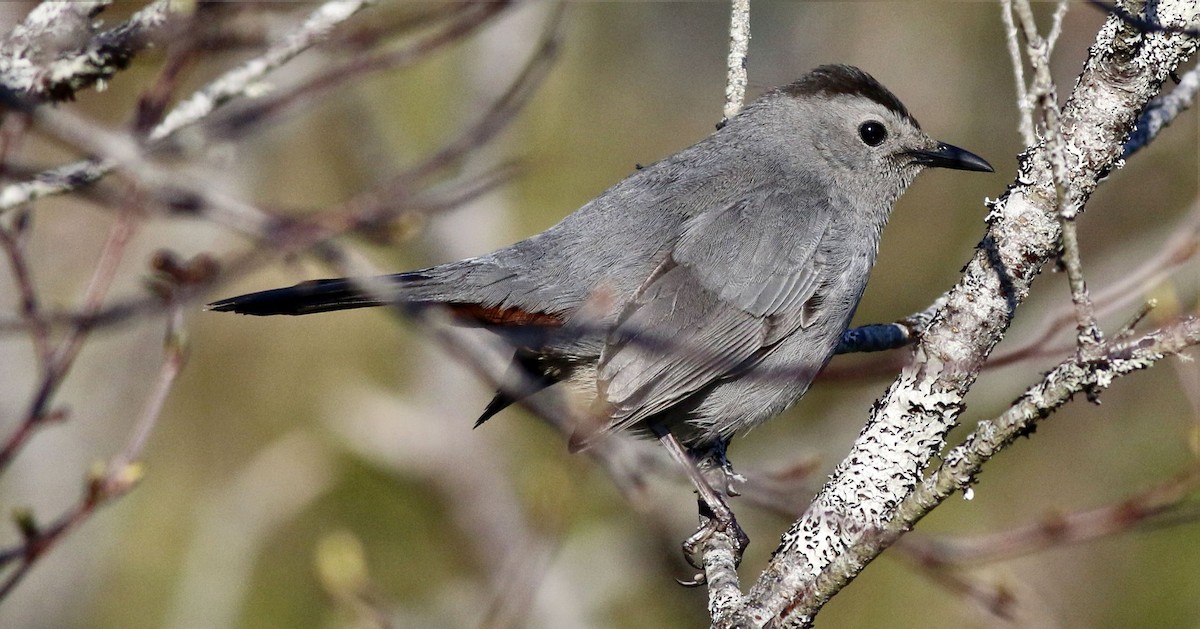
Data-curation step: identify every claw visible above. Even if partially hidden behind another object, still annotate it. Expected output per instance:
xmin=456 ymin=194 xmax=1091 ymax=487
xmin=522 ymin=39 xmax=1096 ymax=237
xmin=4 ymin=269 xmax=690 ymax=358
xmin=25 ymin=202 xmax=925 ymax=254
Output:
xmin=676 ymin=573 xmax=707 ymax=588
xmin=652 ymin=428 xmax=751 ymax=578
xmin=682 ymin=506 xmax=750 ymax=570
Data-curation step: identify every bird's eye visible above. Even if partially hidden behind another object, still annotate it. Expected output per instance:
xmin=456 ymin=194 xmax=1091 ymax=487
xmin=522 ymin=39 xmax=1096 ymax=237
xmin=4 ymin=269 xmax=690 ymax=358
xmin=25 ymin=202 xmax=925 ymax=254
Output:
xmin=858 ymin=121 xmax=888 ymax=146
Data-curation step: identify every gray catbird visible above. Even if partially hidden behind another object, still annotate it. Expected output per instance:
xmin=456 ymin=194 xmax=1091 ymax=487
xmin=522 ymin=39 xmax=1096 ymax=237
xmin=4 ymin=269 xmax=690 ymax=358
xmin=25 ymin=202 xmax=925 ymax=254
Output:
xmin=211 ymin=65 xmax=990 ymax=543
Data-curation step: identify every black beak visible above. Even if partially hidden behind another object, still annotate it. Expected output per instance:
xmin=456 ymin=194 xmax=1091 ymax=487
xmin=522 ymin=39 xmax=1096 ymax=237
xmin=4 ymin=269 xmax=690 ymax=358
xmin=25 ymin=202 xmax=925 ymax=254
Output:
xmin=904 ymin=142 xmax=993 ymax=172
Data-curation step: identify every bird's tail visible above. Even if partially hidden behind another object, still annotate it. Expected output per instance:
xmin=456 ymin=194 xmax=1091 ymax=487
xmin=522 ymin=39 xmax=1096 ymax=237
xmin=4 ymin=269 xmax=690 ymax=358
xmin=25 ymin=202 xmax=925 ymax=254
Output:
xmin=207 ymin=277 xmax=401 ymax=316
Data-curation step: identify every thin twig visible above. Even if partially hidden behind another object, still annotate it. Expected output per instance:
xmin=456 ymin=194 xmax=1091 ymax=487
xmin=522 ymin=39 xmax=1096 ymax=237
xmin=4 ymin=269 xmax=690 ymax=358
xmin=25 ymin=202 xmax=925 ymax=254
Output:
xmin=1001 ymin=0 xmax=1035 ymax=146
xmin=990 ymin=196 xmax=1200 ymax=368
xmin=205 ymin=1 xmax=510 ymax=142
xmin=0 ymin=0 xmax=375 ymax=213
xmin=1014 ymin=0 xmax=1104 ymax=354
xmin=898 ymin=464 xmax=1200 ymax=568
xmin=1045 ymin=0 xmax=1070 ymax=52
xmin=0 ymin=302 xmax=186 ymax=601
xmin=0 ymin=198 xmax=138 ymax=474
xmin=902 ymin=317 xmax=1200 ymax=532
xmin=111 ymin=304 xmax=188 ymax=470
xmin=149 ymin=0 xmax=375 ymax=142
xmin=0 ymin=209 xmax=50 ymax=369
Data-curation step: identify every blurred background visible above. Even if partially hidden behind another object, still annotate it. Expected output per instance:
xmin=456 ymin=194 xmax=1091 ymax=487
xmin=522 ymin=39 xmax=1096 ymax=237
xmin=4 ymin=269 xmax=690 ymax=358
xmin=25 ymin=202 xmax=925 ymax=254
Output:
xmin=0 ymin=1 xmax=1197 ymax=628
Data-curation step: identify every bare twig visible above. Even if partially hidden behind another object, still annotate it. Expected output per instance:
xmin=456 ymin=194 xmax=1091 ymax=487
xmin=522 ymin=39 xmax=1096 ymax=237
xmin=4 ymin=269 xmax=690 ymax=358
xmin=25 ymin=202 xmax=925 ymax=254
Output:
xmin=893 ymin=318 xmax=1200 ymax=544
xmin=1045 ymin=0 xmax=1070 ymax=51
xmin=0 ymin=301 xmax=187 ymax=601
xmin=0 ymin=208 xmax=50 ymax=369
xmin=900 ymin=465 xmax=1200 ymax=567
xmin=1001 ymin=1 xmax=1035 ymax=146
xmin=111 ymin=304 xmax=188 ymax=471
xmin=205 ymin=2 xmax=511 ymax=142
xmin=150 ymin=0 xmax=374 ymax=142
xmin=0 ymin=200 xmax=139 ymax=474
xmin=0 ymin=0 xmax=376 ymax=213
xmin=0 ymin=2 xmax=554 ymax=343
xmin=990 ymin=196 xmax=1200 ymax=369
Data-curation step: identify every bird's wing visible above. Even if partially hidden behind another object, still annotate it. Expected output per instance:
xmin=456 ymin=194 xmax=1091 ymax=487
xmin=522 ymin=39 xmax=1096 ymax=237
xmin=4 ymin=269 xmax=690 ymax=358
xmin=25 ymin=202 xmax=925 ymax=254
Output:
xmin=592 ymin=184 xmax=833 ymax=437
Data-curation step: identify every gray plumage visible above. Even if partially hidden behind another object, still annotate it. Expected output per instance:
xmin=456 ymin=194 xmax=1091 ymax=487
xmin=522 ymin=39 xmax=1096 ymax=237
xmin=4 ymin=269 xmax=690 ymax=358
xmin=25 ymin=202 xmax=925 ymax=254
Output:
xmin=210 ymin=65 xmax=991 ymax=450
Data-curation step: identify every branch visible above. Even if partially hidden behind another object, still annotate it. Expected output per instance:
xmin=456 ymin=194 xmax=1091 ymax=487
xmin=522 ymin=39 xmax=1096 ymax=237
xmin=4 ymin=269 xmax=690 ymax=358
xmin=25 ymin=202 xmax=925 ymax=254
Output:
xmin=0 ymin=4 xmax=548 ymax=340
xmin=0 ymin=0 xmax=375 ymax=213
xmin=721 ymin=0 xmax=750 ymax=125
xmin=900 ymin=316 xmax=1200 ymax=535
xmin=899 ymin=464 xmax=1200 ymax=567
xmin=702 ymin=2 xmax=755 ymax=617
xmin=1124 ymin=63 xmax=1200 ymax=158
xmin=0 ymin=0 xmax=181 ymax=103
xmin=148 ymin=0 xmax=374 ymax=142
xmin=0 ymin=199 xmax=140 ymax=474
xmin=0 ymin=301 xmax=186 ymax=601
xmin=734 ymin=2 xmax=1200 ymax=625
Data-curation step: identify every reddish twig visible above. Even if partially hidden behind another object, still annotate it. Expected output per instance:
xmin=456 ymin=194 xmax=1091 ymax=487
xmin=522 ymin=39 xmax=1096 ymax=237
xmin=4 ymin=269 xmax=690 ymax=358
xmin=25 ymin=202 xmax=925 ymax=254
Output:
xmin=0 ymin=209 xmax=49 ymax=369
xmin=0 ymin=301 xmax=187 ymax=601
xmin=0 ymin=197 xmax=140 ymax=474
xmin=899 ymin=465 xmax=1200 ymax=567
xmin=0 ymin=7 xmax=564 ymax=340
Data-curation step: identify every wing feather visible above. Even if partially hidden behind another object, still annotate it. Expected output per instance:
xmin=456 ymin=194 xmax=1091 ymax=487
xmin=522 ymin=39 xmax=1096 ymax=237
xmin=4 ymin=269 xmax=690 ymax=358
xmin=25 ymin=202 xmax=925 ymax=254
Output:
xmin=593 ymin=183 xmax=833 ymax=438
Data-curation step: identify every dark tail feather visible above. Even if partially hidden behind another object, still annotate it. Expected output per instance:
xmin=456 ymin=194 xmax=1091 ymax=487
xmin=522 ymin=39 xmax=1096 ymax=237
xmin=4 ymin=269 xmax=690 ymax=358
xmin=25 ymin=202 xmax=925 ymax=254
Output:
xmin=475 ymin=392 xmax=517 ymax=428
xmin=207 ymin=278 xmax=394 ymax=316
xmin=474 ymin=351 xmax=558 ymax=427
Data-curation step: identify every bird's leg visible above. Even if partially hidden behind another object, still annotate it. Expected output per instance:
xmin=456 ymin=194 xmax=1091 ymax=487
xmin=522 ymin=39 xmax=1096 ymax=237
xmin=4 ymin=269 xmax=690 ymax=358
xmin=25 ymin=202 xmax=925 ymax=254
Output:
xmin=693 ymin=437 xmax=745 ymax=497
xmin=835 ymin=294 xmax=947 ymax=354
xmin=653 ymin=427 xmax=749 ymax=583
xmin=835 ymin=323 xmax=914 ymax=354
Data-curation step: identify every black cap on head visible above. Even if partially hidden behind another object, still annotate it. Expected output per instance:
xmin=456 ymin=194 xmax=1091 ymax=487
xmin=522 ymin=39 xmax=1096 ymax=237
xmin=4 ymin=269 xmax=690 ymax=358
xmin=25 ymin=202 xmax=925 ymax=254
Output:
xmin=780 ymin=65 xmax=918 ymax=128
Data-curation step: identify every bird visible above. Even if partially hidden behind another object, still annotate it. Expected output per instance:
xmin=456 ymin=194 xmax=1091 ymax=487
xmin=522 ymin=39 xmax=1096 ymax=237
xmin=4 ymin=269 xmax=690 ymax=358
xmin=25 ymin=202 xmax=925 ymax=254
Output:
xmin=210 ymin=64 xmax=991 ymax=556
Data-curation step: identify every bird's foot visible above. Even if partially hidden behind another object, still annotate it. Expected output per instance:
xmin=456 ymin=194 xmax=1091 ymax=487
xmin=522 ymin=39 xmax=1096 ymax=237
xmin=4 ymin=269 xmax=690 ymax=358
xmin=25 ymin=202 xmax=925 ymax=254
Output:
xmin=652 ymin=429 xmax=750 ymax=586
xmin=678 ymin=498 xmax=750 ymax=587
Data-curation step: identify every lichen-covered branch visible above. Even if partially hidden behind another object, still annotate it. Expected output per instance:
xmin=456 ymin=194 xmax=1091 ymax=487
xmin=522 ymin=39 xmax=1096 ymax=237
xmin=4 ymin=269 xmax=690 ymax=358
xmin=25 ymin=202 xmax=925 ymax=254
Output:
xmin=901 ymin=316 xmax=1200 ymax=522
xmin=148 ymin=0 xmax=374 ymax=142
xmin=728 ymin=2 xmax=1200 ymax=626
xmin=0 ymin=0 xmax=374 ymax=213
xmin=1124 ymin=63 xmax=1200 ymax=157
xmin=722 ymin=0 xmax=750 ymax=125
xmin=0 ymin=0 xmax=178 ymax=103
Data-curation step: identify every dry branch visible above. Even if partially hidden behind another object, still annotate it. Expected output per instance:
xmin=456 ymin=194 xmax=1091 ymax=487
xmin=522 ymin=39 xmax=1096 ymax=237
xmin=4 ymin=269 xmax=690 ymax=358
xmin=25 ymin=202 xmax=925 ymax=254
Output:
xmin=716 ymin=2 xmax=1200 ymax=627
